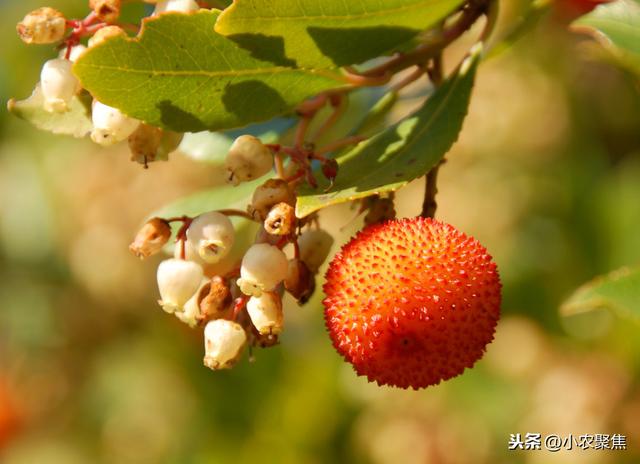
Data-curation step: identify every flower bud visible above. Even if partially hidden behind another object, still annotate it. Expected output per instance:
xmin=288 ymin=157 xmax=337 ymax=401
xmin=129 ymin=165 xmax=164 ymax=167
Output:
xmin=154 ymin=0 xmax=200 ymax=14
xmin=17 ymin=7 xmax=66 ymax=44
xmin=321 ymin=158 xmax=339 ymax=182
xmin=129 ymin=217 xmax=171 ymax=259
xmin=203 ymin=319 xmax=247 ymax=370
xmin=58 ymin=44 xmax=87 ymax=63
xmin=157 ymin=258 xmax=203 ymax=313
xmin=88 ymin=25 xmax=125 ymax=48
xmin=264 ymin=202 xmax=296 ymax=236
xmin=40 ymin=59 xmax=80 ymax=113
xmin=298 ymin=229 xmax=334 ymax=272
xmin=237 ymin=243 xmax=288 ymax=296
xmin=285 ymin=259 xmax=315 ymax=304
xmin=90 ymin=0 xmax=121 ymax=23
xmin=200 ymin=276 xmax=232 ymax=321
xmin=225 ymin=135 xmax=273 ymax=185
xmin=246 ymin=293 xmax=283 ymax=335
xmin=128 ymin=123 xmax=163 ymax=165
xmin=91 ymin=101 xmax=140 ymax=146
xmin=248 ymin=178 xmax=295 ymax=221
xmin=186 ymin=211 xmax=235 ymax=264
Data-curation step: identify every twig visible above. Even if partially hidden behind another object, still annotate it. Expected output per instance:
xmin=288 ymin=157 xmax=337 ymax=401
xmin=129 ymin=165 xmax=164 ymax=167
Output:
xmin=421 ymin=161 xmax=444 ymax=219
xmin=358 ymin=0 xmax=488 ymax=78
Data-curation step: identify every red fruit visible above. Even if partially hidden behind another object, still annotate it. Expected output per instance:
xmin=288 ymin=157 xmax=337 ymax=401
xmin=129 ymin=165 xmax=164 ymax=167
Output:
xmin=555 ymin=0 xmax=613 ymax=20
xmin=323 ymin=217 xmax=501 ymax=389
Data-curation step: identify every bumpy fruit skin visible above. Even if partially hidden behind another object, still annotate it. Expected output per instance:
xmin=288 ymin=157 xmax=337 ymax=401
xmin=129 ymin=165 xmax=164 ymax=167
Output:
xmin=323 ymin=217 xmax=501 ymax=390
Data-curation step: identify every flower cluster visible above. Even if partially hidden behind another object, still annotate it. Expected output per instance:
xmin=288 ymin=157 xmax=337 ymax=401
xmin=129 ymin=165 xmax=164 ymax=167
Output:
xmin=15 ymin=2 xmax=366 ymax=373
xmin=15 ymin=1 xmax=203 ymax=167
xmin=129 ymin=135 xmax=334 ymax=370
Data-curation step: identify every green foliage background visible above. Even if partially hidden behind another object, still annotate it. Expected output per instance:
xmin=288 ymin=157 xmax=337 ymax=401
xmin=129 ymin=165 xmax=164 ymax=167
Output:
xmin=1 ymin=1 xmax=640 ymax=463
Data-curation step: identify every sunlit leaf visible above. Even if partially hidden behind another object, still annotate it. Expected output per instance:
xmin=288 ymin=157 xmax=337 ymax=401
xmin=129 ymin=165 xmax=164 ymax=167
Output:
xmin=215 ymin=0 xmax=464 ymax=68
xmin=74 ymin=10 xmax=345 ymax=133
xmin=353 ymin=90 xmax=399 ymax=137
xmin=561 ymin=266 xmax=640 ymax=324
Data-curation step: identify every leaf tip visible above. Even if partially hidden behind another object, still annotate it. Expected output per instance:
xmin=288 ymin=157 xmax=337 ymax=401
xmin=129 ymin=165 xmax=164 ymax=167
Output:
xmin=461 ymin=42 xmax=484 ymax=74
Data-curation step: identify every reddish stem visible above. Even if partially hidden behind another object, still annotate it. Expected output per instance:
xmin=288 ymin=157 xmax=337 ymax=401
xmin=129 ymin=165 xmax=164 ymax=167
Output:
xmin=343 ymin=70 xmax=393 ymax=86
xmin=389 ymin=66 xmax=427 ymax=93
xmin=294 ymin=114 xmax=312 ymax=149
xmin=311 ymin=94 xmax=345 ymax=143
xmin=231 ymin=296 xmax=248 ymax=321
xmin=274 ymin=153 xmax=285 ymax=179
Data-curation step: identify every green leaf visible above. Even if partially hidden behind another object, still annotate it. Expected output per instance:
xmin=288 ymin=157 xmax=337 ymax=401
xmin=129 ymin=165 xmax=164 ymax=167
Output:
xmin=295 ymin=45 xmax=481 ymax=218
xmin=215 ymin=0 xmax=465 ymax=68
xmin=573 ymin=0 xmax=640 ymax=74
xmin=7 ymin=86 xmax=93 ymax=138
xmin=353 ymin=90 xmax=399 ymax=138
xmin=561 ymin=266 xmax=640 ymax=324
xmin=74 ymin=10 xmax=345 ymax=133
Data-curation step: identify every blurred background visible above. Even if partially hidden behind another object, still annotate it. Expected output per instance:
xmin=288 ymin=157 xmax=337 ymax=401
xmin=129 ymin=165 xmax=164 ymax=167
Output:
xmin=1 ymin=0 xmax=640 ymax=463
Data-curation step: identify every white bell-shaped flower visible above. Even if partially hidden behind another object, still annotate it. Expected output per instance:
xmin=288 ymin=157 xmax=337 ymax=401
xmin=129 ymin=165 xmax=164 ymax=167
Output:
xmin=156 ymin=258 xmax=203 ymax=313
xmin=186 ymin=211 xmax=235 ymax=264
xmin=237 ymin=243 xmax=288 ymax=296
xmin=246 ymin=293 xmax=283 ymax=335
xmin=40 ymin=59 xmax=80 ymax=113
xmin=203 ymin=319 xmax=247 ymax=370
xmin=90 ymin=101 xmax=140 ymax=146
xmin=225 ymin=135 xmax=273 ymax=185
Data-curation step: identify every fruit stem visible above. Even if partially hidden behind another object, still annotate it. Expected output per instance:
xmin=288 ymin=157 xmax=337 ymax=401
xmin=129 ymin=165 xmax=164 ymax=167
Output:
xmin=421 ymin=160 xmax=444 ymax=219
